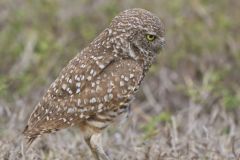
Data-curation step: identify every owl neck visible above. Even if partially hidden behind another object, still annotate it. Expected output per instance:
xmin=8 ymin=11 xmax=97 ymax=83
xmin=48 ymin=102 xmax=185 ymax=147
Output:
xmin=111 ymin=42 xmax=154 ymax=72
xmin=127 ymin=42 xmax=155 ymax=72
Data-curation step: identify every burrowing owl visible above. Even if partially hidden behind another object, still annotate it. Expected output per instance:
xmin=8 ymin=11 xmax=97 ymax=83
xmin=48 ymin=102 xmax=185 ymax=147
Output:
xmin=23 ymin=8 xmax=165 ymax=160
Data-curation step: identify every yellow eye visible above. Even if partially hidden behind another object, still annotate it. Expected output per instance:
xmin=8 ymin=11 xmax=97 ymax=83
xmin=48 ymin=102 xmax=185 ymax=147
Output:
xmin=146 ymin=34 xmax=156 ymax=41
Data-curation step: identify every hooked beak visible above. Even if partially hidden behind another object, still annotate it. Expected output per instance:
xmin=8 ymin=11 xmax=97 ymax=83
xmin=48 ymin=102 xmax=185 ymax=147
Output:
xmin=156 ymin=37 xmax=165 ymax=54
xmin=159 ymin=37 xmax=165 ymax=48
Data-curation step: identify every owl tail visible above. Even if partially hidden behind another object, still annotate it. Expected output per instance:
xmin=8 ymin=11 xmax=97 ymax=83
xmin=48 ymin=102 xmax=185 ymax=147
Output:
xmin=22 ymin=125 xmax=38 ymax=152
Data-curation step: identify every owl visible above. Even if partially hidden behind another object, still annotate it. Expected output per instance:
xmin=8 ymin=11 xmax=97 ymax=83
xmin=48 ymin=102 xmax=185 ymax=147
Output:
xmin=23 ymin=8 xmax=165 ymax=160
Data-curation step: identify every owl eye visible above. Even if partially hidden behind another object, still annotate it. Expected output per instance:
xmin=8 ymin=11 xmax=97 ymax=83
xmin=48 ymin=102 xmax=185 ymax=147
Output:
xmin=146 ymin=34 xmax=156 ymax=41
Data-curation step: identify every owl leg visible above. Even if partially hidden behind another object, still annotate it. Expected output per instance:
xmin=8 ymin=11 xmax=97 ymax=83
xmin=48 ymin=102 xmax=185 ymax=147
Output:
xmin=84 ymin=133 xmax=111 ymax=160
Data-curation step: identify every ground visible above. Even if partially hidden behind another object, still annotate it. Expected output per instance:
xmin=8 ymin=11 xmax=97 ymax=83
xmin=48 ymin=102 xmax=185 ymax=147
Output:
xmin=0 ymin=0 xmax=240 ymax=160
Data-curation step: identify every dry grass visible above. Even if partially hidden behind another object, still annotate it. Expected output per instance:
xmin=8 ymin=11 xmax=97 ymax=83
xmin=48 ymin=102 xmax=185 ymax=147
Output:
xmin=0 ymin=0 xmax=240 ymax=159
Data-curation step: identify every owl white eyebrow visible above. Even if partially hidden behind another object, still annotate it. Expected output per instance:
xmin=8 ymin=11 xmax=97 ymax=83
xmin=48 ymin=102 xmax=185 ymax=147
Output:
xmin=146 ymin=32 xmax=157 ymax=36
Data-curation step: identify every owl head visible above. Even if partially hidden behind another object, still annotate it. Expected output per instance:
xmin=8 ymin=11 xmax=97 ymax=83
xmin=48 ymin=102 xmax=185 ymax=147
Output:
xmin=109 ymin=8 xmax=165 ymax=60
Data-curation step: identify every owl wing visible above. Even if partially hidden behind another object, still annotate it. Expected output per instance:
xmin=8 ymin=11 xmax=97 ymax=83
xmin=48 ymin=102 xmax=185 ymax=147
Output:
xmin=24 ymin=49 xmax=116 ymax=135
xmin=51 ymin=58 xmax=143 ymax=129
xmin=24 ymin=53 xmax=143 ymax=138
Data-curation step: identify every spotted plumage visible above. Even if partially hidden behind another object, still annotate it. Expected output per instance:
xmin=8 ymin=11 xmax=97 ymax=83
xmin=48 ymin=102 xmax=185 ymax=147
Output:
xmin=23 ymin=8 xmax=165 ymax=160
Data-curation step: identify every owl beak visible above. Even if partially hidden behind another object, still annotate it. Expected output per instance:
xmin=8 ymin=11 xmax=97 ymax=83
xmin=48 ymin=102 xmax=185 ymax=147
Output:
xmin=159 ymin=37 xmax=165 ymax=48
xmin=156 ymin=37 xmax=165 ymax=54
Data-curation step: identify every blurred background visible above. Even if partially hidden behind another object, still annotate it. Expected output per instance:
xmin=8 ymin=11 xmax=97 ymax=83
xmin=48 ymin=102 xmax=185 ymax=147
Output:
xmin=0 ymin=0 xmax=240 ymax=159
